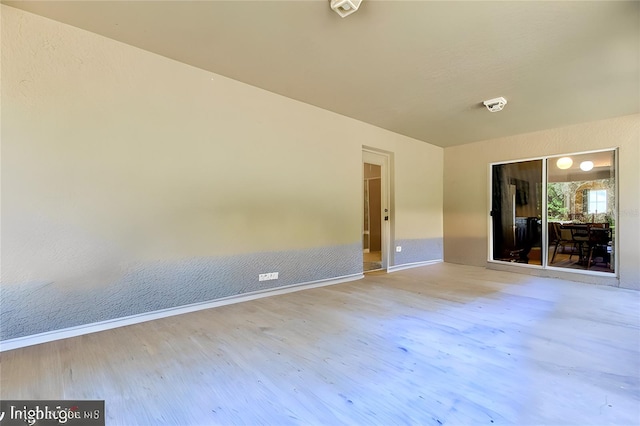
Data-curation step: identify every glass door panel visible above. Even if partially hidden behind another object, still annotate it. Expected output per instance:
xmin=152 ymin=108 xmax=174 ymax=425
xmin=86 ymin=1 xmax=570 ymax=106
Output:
xmin=547 ymin=151 xmax=616 ymax=273
xmin=491 ymin=160 xmax=543 ymax=265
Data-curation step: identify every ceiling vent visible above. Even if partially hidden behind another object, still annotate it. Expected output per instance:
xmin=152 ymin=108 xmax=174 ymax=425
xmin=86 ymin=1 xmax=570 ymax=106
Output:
xmin=483 ymin=97 xmax=508 ymax=112
xmin=331 ymin=0 xmax=362 ymax=18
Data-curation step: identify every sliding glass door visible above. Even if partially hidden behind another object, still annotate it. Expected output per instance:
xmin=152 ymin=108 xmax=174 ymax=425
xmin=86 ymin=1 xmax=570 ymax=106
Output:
xmin=491 ymin=150 xmax=616 ymax=274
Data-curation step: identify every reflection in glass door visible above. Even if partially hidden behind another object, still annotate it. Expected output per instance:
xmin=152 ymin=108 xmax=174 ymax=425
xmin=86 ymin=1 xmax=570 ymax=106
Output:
xmin=491 ymin=160 xmax=543 ymax=265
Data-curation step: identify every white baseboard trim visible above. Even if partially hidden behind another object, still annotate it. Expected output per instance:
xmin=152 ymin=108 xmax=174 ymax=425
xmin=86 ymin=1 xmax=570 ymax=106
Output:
xmin=0 ymin=273 xmax=364 ymax=352
xmin=387 ymin=259 xmax=442 ymax=273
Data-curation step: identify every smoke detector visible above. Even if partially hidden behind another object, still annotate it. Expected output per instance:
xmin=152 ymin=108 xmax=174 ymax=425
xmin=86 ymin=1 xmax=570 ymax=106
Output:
xmin=483 ymin=97 xmax=507 ymax=112
xmin=331 ymin=0 xmax=362 ymax=17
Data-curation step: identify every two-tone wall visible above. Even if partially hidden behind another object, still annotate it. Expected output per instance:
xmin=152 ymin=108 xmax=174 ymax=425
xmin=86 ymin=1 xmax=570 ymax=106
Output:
xmin=443 ymin=114 xmax=640 ymax=289
xmin=0 ymin=6 xmax=443 ymax=343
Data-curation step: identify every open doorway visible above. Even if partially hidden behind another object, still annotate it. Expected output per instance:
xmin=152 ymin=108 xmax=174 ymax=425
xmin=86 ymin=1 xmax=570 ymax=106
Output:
xmin=363 ymin=150 xmax=389 ymax=272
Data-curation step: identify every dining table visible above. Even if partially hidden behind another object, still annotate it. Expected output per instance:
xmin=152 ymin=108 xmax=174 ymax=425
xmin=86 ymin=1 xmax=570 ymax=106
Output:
xmin=559 ymin=223 xmax=612 ymax=268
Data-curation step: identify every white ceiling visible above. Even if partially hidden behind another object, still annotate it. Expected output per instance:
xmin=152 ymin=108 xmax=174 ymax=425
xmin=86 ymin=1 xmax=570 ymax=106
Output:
xmin=4 ymin=0 xmax=639 ymax=147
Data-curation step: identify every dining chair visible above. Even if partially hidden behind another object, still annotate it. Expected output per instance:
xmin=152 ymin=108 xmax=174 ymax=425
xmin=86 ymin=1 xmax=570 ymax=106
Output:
xmin=586 ymin=225 xmax=612 ymax=269
xmin=570 ymin=225 xmax=590 ymax=264
xmin=550 ymin=223 xmax=576 ymax=263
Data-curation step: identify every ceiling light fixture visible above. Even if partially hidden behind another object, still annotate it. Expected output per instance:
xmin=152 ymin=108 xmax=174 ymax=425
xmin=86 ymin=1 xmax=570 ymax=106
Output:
xmin=580 ymin=161 xmax=594 ymax=171
xmin=483 ymin=97 xmax=507 ymax=112
xmin=331 ymin=0 xmax=362 ymax=17
xmin=556 ymin=157 xmax=573 ymax=170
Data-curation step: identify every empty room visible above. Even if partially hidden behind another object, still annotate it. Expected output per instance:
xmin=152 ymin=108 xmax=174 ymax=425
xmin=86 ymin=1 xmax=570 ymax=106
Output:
xmin=1 ymin=1 xmax=639 ymax=425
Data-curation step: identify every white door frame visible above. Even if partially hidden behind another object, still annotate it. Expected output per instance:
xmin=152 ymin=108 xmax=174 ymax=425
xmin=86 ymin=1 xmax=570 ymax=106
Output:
xmin=363 ymin=148 xmax=391 ymax=271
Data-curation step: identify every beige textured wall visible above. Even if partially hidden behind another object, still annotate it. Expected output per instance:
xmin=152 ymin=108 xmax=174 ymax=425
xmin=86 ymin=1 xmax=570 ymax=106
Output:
xmin=443 ymin=114 xmax=640 ymax=289
xmin=1 ymin=6 xmax=443 ymax=287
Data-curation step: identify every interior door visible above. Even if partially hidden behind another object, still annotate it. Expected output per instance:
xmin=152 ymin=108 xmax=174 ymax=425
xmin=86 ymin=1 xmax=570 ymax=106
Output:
xmin=363 ymin=150 xmax=389 ymax=272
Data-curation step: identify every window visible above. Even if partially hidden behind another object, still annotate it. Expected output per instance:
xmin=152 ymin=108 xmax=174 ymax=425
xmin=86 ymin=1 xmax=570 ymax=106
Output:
xmin=588 ymin=190 xmax=607 ymax=214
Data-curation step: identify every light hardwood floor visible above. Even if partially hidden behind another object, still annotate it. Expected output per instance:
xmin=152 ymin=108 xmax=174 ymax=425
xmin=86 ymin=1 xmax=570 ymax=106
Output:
xmin=363 ymin=251 xmax=382 ymax=271
xmin=1 ymin=263 xmax=639 ymax=425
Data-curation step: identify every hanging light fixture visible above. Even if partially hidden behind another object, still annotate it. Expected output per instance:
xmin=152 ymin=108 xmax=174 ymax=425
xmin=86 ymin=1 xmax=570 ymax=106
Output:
xmin=556 ymin=157 xmax=573 ymax=169
xmin=580 ymin=161 xmax=594 ymax=171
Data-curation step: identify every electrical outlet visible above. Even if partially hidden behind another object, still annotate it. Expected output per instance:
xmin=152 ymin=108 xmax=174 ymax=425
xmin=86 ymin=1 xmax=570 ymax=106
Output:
xmin=259 ymin=272 xmax=279 ymax=281
xmin=396 ymin=246 xmax=402 ymax=252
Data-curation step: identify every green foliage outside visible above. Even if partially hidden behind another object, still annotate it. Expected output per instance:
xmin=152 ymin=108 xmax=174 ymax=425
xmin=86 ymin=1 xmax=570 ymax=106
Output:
xmin=547 ymin=183 xmax=568 ymax=220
